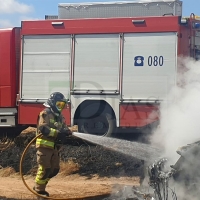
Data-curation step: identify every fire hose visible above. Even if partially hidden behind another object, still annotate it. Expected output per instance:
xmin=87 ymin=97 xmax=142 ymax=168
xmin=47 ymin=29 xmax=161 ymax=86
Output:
xmin=20 ymin=134 xmax=178 ymax=200
xmin=19 ymin=133 xmax=93 ymax=200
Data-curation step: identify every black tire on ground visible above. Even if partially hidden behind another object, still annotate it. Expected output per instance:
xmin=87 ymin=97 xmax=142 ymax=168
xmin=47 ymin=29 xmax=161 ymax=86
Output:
xmin=78 ymin=109 xmax=116 ymax=137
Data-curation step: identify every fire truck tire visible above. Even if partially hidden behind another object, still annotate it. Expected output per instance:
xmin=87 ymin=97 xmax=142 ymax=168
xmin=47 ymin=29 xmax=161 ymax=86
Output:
xmin=78 ymin=111 xmax=116 ymax=137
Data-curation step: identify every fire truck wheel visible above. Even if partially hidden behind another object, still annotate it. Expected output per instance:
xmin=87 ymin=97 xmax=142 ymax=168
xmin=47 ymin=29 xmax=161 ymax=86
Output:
xmin=78 ymin=112 xmax=116 ymax=137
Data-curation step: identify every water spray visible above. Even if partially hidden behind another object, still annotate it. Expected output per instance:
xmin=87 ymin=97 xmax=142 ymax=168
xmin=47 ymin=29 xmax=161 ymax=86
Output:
xmin=73 ymin=132 xmax=162 ymax=161
xmin=20 ymin=131 xmax=177 ymax=200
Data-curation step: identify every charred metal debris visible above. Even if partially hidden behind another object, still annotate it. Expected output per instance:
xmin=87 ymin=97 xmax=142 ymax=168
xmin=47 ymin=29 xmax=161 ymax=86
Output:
xmin=147 ymin=158 xmax=177 ymax=200
xmin=103 ymin=158 xmax=178 ymax=200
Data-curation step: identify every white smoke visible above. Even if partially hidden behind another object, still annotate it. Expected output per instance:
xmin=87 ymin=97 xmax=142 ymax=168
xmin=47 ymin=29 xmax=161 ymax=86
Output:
xmin=149 ymin=57 xmax=200 ymax=199
xmin=151 ymin=57 xmax=200 ymax=162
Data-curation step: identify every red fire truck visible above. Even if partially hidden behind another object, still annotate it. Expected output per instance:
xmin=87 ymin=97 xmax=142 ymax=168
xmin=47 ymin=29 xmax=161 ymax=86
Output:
xmin=0 ymin=1 xmax=200 ymax=136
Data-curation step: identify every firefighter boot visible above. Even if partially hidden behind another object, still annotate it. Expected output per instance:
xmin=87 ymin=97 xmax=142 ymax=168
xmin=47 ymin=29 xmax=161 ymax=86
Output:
xmin=33 ymin=186 xmax=49 ymax=200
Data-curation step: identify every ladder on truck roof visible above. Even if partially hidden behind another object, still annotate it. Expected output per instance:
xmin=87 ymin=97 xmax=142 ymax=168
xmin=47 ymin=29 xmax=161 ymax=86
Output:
xmin=189 ymin=13 xmax=200 ymax=61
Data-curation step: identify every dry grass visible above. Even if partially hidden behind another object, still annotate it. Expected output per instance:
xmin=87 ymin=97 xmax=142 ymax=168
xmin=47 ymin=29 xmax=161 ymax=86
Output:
xmin=59 ymin=159 xmax=80 ymax=176
xmin=0 ymin=137 xmax=14 ymax=151
xmin=68 ymin=125 xmax=78 ymax=132
xmin=20 ymin=127 xmax=36 ymax=135
xmin=0 ymin=167 xmax=16 ymax=177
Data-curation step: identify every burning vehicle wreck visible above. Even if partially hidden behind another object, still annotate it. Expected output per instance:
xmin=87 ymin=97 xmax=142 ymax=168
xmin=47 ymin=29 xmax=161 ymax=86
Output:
xmin=109 ymin=158 xmax=176 ymax=200
xmin=109 ymin=141 xmax=200 ymax=200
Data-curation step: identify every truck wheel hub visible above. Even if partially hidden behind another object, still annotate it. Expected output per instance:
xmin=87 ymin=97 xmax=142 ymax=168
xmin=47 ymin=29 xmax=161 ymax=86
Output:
xmin=95 ymin=121 xmax=104 ymax=130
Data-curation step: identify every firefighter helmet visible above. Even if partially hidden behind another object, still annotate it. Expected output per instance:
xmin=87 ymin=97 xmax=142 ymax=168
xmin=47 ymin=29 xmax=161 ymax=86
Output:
xmin=47 ymin=92 xmax=68 ymax=114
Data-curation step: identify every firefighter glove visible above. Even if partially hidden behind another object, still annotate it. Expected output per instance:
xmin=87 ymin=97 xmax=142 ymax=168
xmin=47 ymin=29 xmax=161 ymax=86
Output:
xmin=61 ymin=127 xmax=72 ymax=136
xmin=56 ymin=131 xmax=68 ymax=144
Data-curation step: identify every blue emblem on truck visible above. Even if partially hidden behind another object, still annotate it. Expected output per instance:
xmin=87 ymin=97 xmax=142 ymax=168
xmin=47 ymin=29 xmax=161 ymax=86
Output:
xmin=134 ymin=56 xmax=144 ymax=66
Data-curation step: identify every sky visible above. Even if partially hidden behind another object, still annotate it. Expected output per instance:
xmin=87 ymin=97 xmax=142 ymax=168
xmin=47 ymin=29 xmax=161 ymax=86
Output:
xmin=0 ymin=0 xmax=200 ymax=28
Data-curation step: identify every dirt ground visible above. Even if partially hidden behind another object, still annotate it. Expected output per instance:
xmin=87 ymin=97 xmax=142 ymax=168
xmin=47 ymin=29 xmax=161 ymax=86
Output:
xmin=0 ymin=127 xmax=144 ymax=200
xmin=0 ymin=174 xmax=140 ymax=199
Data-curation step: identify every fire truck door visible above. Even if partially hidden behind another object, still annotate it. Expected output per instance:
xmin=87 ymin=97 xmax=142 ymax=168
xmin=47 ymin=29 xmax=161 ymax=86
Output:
xmin=122 ymin=32 xmax=177 ymax=101
xmin=21 ymin=35 xmax=71 ymax=100
xmin=73 ymin=34 xmax=119 ymax=94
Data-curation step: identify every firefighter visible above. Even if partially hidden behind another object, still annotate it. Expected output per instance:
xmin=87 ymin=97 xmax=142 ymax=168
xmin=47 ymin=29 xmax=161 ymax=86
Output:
xmin=33 ymin=92 xmax=72 ymax=198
